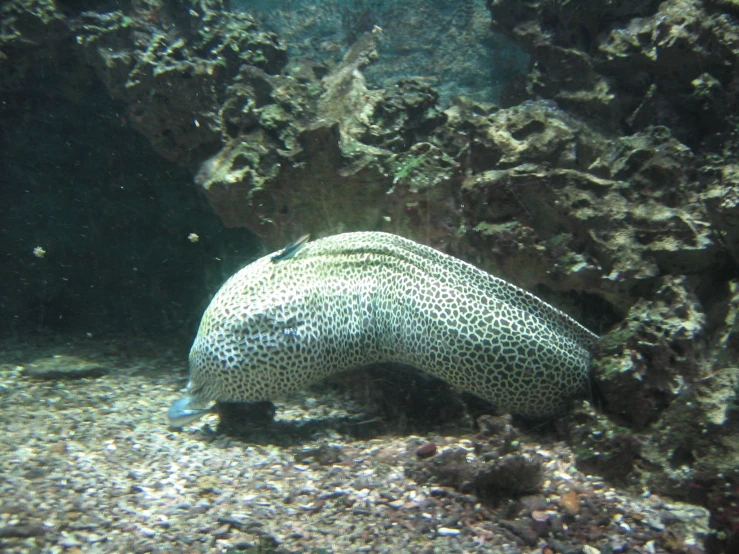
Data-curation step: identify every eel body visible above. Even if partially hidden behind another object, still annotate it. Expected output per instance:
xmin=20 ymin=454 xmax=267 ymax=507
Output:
xmin=169 ymin=232 xmax=598 ymax=426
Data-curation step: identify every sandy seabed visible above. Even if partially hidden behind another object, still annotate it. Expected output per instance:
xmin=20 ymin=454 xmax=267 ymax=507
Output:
xmin=0 ymin=335 xmax=710 ymax=553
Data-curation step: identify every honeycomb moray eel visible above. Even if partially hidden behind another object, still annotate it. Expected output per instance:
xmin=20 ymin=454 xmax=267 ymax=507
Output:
xmin=168 ymin=232 xmax=599 ymax=427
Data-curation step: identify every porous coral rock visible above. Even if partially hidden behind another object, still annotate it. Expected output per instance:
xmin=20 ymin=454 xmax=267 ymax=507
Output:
xmin=74 ymin=2 xmax=287 ymax=167
xmin=408 ymin=447 xmax=543 ymax=503
xmin=361 ymin=78 xmax=448 ymax=152
xmin=489 ymin=0 xmax=739 ymax=145
xmin=459 ymin=120 xmax=720 ymax=311
xmin=592 ymin=276 xmax=707 ymax=428
xmin=463 ymin=166 xmax=611 ymax=292
xmin=597 ymin=0 xmax=739 ymax=142
xmin=702 ymin=163 xmax=739 ymax=264
xmin=488 ymin=0 xmax=662 ymax=128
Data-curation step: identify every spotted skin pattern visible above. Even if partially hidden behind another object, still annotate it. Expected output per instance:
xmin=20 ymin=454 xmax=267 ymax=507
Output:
xmin=186 ymin=232 xmax=599 ymax=417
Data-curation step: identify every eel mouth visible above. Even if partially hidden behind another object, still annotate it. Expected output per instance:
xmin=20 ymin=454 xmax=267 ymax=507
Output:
xmin=167 ymin=395 xmax=214 ymax=428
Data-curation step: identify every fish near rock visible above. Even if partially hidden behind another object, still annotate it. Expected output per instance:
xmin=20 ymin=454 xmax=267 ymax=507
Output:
xmin=168 ymin=232 xmax=598 ymax=427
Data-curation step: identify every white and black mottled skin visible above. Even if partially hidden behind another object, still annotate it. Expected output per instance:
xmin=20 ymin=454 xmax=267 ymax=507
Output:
xmin=183 ymin=232 xmax=598 ymax=418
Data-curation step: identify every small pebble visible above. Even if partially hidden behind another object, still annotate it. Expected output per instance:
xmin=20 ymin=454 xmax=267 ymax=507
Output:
xmin=645 ymin=516 xmax=665 ymax=531
xmin=519 ymin=494 xmax=548 ymax=512
xmin=212 ymin=524 xmax=230 ymax=538
xmin=560 ymin=490 xmax=580 ymax=515
xmin=416 ymin=442 xmax=437 ymax=459
xmin=58 ymin=536 xmax=81 ymax=548
xmin=50 ymin=442 xmax=67 ymax=454
xmin=437 ymin=527 xmax=460 ymax=536
xmin=531 ymin=510 xmax=550 ymax=522
xmin=583 ymin=545 xmax=601 ymax=554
